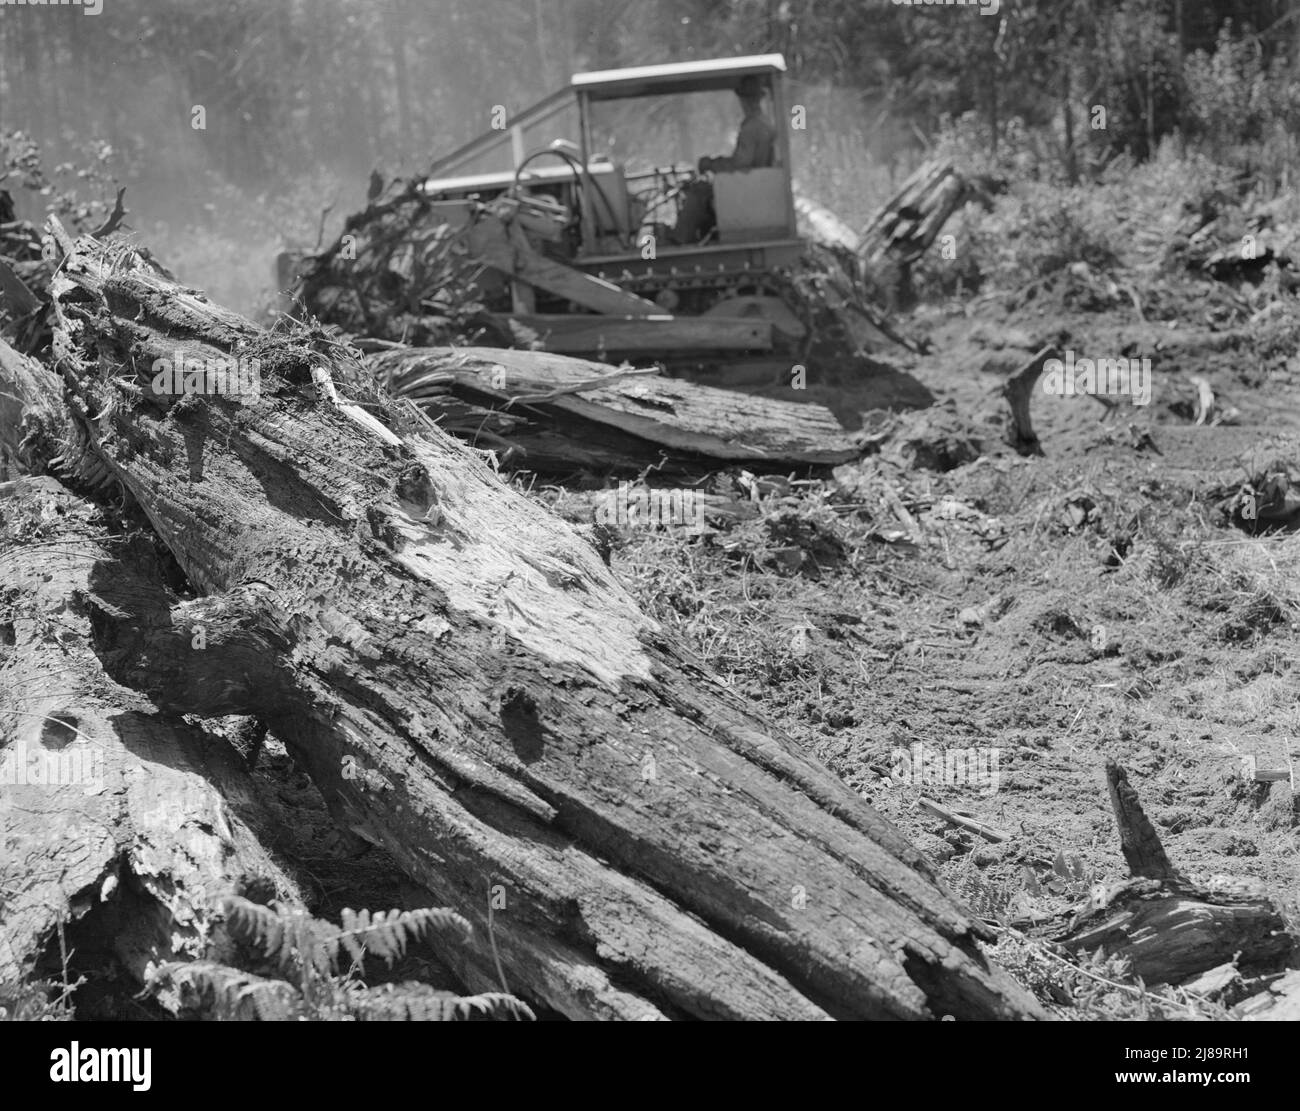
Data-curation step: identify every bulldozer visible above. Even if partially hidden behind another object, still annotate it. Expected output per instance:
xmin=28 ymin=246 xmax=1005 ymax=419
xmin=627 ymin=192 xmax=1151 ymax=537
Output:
xmin=284 ymin=54 xmax=963 ymax=383
xmin=417 ymin=55 xmax=811 ymax=367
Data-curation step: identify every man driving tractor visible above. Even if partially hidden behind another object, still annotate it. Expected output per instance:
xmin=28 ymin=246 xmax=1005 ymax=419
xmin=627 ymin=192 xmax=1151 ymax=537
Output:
xmin=674 ymin=73 xmax=775 ymax=243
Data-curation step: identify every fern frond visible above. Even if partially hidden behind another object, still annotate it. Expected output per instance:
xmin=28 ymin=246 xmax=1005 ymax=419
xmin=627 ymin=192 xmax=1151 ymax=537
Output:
xmin=220 ymin=895 xmax=334 ymax=978
xmin=444 ymin=992 xmax=535 ymax=1022
xmin=220 ymin=895 xmax=283 ymax=953
xmin=209 ymin=897 xmax=479 ymax=1011
xmin=339 ymin=910 xmax=366 ymax=966
xmin=342 ymin=982 xmax=534 ymax=1021
xmin=238 ymin=899 xmax=289 ymax=970
xmin=332 ymin=907 xmax=471 ymax=967
xmin=149 ymin=960 xmax=303 ymax=1021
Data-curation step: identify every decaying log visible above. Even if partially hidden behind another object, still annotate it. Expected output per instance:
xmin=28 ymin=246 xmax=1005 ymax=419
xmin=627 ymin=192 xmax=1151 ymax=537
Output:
xmin=369 ymin=346 xmax=860 ymax=476
xmin=39 ymin=229 xmax=1043 ymax=1021
xmin=0 ymin=336 xmax=66 ymax=474
xmin=1234 ymin=969 xmax=1300 ymax=1020
xmin=1051 ymin=761 xmax=1292 ymax=986
xmin=1053 ymin=878 xmax=1292 ymax=986
xmin=0 ymin=476 xmax=305 ymax=996
xmin=3 ymin=191 xmax=132 ymax=356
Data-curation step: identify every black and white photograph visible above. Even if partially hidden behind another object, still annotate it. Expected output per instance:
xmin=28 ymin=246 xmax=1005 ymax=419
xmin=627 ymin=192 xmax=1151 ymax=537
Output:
xmin=0 ymin=0 xmax=1295 ymax=1081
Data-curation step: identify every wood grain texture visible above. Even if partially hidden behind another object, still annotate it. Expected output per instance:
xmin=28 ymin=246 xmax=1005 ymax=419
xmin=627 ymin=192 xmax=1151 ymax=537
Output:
xmin=38 ymin=232 xmax=1043 ymax=1020
xmin=0 ymin=477 xmax=304 ymax=993
xmin=371 ymin=346 xmax=859 ymax=475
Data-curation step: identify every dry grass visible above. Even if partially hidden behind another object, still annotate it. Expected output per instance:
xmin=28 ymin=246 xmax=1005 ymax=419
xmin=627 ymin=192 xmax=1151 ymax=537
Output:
xmin=515 ymin=404 xmax=1300 ymax=1018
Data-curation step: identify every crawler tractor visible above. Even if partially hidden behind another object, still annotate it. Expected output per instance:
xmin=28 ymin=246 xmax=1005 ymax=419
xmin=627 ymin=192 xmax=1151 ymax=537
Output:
xmin=285 ymin=55 xmax=954 ymax=383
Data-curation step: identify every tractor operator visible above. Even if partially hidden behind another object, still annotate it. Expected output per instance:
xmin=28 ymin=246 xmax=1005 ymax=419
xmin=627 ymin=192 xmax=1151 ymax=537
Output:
xmin=675 ymin=74 xmax=775 ymax=243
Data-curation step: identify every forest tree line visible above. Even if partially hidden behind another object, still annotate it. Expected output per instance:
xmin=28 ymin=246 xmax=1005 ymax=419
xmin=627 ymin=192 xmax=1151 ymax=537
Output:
xmin=1 ymin=0 xmax=1297 ymax=193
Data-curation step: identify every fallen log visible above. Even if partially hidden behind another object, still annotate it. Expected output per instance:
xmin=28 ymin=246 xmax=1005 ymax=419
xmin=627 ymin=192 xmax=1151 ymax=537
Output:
xmin=0 ymin=336 xmax=65 ymax=476
xmin=369 ymin=346 xmax=860 ymax=476
xmin=1051 ymin=761 xmax=1292 ymax=986
xmin=0 ymin=475 xmax=306 ymax=998
xmin=42 ymin=226 xmax=1042 ymax=1020
xmin=2 ymin=187 xmax=137 ymax=356
xmin=1054 ymin=878 xmax=1292 ymax=986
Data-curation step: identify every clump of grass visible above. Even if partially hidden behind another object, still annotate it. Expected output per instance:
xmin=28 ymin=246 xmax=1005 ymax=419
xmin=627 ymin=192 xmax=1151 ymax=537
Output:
xmin=1178 ymin=535 xmax=1300 ymax=644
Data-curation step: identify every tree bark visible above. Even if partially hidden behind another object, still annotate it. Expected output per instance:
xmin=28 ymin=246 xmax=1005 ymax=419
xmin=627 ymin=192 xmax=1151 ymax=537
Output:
xmin=1046 ymin=761 xmax=1292 ymax=988
xmin=0 ymin=475 xmax=305 ymax=996
xmin=0 ymin=337 xmax=65 ymax=474
xmin=38 ymin=229 xmax=1043 ymax=1021
xmin=369 ymin=346 xmax=859 ymax=475
xmin=1053 ymin=878 xmax=1292 ymax=987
